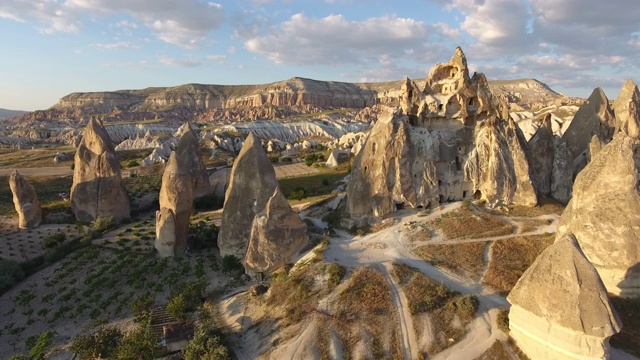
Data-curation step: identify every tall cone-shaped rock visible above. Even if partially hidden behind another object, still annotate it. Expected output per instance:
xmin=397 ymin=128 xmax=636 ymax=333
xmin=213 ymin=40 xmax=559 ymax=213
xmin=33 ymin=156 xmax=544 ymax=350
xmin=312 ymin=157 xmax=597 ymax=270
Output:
xmin=176 ymin=123 xmax=210 ymax=198
xmin=561 ymin=87 xmax=615 ymax=175
xmin=550 ymin=139 xmax=573 ymax=204
xmin=558 ymin=129 xmax=640 ymax=296
xmin=527 ymin=114 xmax=554 ymax=195
xmin=614 ymin=78 xmax=640 ymax=138
xmin=507 ymin=232 xmax=621 ymax=360
xmin=245 ymin=187 xmax=309 ymax=274
xmin=345 ymin=108 xmax=440 ymax=226
xmin=9 ymin=170 xmax=42 ymax=229
xmin=155 ymin=152 xmax=193 ymax=257
xmin=218 ymin=133 xmax=280 ymax=260
xmin=465 ymin=117 xmax=538 ymax=206
xmin=70 ymin=118 xmax=129 ymax=222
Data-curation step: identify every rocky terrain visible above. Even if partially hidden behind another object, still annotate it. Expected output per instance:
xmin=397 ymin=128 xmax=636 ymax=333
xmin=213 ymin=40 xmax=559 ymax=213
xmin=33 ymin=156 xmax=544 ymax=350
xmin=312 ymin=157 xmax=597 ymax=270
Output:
xmin=1 ymin=46 xmax=640 ymax=360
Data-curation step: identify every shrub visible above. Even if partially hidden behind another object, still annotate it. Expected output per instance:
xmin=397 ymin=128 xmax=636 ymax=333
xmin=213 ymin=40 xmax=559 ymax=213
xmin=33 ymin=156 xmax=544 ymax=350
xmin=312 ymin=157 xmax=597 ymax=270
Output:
xmin=167 ymin=294 xmax=188 ymax=321
xmin=43 ymin=233 xmax=66 ymax=248
xmin=269 ymin=155 xmax=279 ymax=163
xmin=448 ymin=294 xmax=479 ymax=320
xmin=126 ymin=160 xmax=140 ymax=168
xmin=71 ymin=327 xmax=122 ymax=360
xmin=131 ymin=294 xmax=154 ymax=324
xmin=327 ymin=263 xmax=346 ymax=288
xmin=496 ymin=308 xmax=510 ymax=332
xmin=0 ymin=258 xmax=25 ymax=294
xmin=182 ymin=324 xmax=230 ymax=360
xmin=321 ymin=178 xmax=330 ymax=186
xmin=287 ymin=186 xmax=307 ymax=201
xmin=282 ymin=157 xmax=293 ymax=164
xmin=222 ymin=255 xmax=244 ymax=273
xmin=111 ymin=328 xmax=161 ymax=360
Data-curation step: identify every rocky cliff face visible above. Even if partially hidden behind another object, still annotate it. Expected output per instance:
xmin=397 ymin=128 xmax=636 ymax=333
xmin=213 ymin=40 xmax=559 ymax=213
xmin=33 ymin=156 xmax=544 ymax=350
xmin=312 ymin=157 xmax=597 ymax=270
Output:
xmin=345 ymin=47 xmax=540 ymax=225
xmin=9 ymin=170 xmax=42 ymax=229
xmin=244 ymin=187 xmax=309 ymax=274
xmin=175 ymin=124 xmax=210 ymax=198
xmin=507 ymin=232 xmax=621 ymax=360
xmin=218 ymin=133 xmax=281 ymax=261
xmin=155 ymin=152 xmax=194 ymax=257
xmin=526 ymin=114 xmax=554 ymax=195
xmin=70 ymin=118 xmax=130 ymax=222
xmin=557 ymin=129 xmax=640 ymax=296
xmin=465 ymin=117 xmax=538 ymax=207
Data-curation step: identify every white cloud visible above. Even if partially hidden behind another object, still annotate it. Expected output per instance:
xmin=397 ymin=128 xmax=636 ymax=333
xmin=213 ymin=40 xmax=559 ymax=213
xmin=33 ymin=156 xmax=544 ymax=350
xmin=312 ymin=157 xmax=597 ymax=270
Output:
xmin=244 ymin=13 xmax=451 ymax=66
xmin=0 ymin=1 xmax=80 ymax=33
xmin=93 ymin=41 xmax=139 ymax=50
xmin=159 ymin=56 xmax=202 ymax=67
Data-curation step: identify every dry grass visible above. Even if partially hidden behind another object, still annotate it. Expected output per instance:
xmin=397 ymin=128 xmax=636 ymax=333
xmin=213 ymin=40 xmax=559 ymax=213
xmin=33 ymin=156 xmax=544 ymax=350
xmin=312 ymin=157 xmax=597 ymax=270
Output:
xmin=0 ymin=147 xmax=75 ymax=169
xmin=476 ymin=340 xmax=513 ymax=360
xmin=518 ymin=218 xmax=552 ymax=233
xmin=335 ymin=267 xmax=402 ymax=360
xmin=414 ymin=242 xmax=489 ymax=281
xmin=391 ymin=263 xmax=455 ymax=314
xmin=429 ymin=206 xmax=515 ymax=240
xmin=610 ymin=296 xmax=640 ymax=357
xmin=482 ymin=234 xmax=554 ymax=293
xmin=488 ymin=197 xmax=565 ymax=217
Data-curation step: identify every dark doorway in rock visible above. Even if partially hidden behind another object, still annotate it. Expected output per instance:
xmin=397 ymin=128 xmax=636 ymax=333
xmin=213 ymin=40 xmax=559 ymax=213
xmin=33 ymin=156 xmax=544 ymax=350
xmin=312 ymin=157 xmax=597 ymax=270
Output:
xmin=474 ymin=190 xmax=482 ymax=199
xmin=395 ymin=202 xmax=405 ymax=210
xmin=439 ymin=195 xmax=445 ymax=203
xmin=463 ymin=190 xmax=468 ymax=198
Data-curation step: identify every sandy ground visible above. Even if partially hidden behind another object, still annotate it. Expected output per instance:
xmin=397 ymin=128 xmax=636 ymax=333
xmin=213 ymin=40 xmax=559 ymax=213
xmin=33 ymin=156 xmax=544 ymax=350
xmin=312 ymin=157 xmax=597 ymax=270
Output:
xmin=273 ymin=163 xmax=320 ymax=178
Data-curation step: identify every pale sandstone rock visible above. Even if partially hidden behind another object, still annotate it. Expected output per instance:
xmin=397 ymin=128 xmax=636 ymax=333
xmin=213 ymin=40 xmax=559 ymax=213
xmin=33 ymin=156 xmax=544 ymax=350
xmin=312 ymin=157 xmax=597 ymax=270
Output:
xmin=70 ymin=118 xmax=130 ymax=222
xmin=561 ymin=87 xmax=615 ymax=175
xmin=507 ymin=232 xmax=621 ymax=360
xmin=155 ymin=152 xmax=193 ymax=257
xmin=614 ymin=79 xmax=640 ymax=138
xmin=325 ymin=149 xmax=350 ymax=168
xmin=527 ymin=114 xmax=554 ymax=195
xmin=218 ymin=133 xmax=280 ymax=260
xmin=244 ymin=187 xmax=309 ymax=274
xmin=557 ymin=130 xmax=640 ymax=296
xmin=465 ymin=117 xmax=538 ymax=207
xmin=9 ymin=170 xmax=42 ymax=229
xmin=176 ymin=123 xmax=211 ymax=197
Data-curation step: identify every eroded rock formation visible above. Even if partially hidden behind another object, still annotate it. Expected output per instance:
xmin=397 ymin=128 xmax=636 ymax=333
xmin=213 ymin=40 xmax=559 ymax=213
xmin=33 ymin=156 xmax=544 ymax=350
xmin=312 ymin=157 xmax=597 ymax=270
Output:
xmin=614 ymin=79 xmax=640 ymax=137
xmin=9 ymin=170 xmax=42 ymax=229
xmin=465 ymin=118 xmax=538 ymax=207
xmin=244 ymin=188 xmax=309 ymax=274
xmin=70 ymin=118 xmax=130 ymax=222
xmin=507 ymin=232 xmax=621 ymax=359
xmin=527 ymin=114 xmax=554 ymax=195
xmin=155 ymin=152 xmax=194 ymax=257
xmin=176 ymin=123 xmax=211 ymax=198
xmin=345 ymin=47 xmax=540 ymax=224
xmin=219 ymin=133 xmax=306 ymax=268
xmin=557 ymin=93 xmax=640 ymax=296
xmin=561 ymin=87 xmax=615 ymax=176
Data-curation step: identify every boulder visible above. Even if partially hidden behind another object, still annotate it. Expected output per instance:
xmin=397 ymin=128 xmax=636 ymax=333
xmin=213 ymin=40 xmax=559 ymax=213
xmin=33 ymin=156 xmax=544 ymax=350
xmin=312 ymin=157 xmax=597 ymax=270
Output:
xmin=244 ymin=187 xmax=309 ymax=274
xmin=465 ymin=117 xmax=538 ymax=207
xmin=9 ymin=170 xmax=42 ymax=229
xmin=557 ymin=129 xmax=640 ymax=296
xmin=176 ymin=123 xmax=211 ymax=198
xmin=527 ymin=114 xmax=554 ymax=195
xmin=507 ymin=232 xmax=621 ymax=360
xmin=70 ymin=118 xmax=130 ymax=222
xmin=561 ymin=87 xmax=615 ymax=175
xmin=155 ymin=152 xmax=193 ymax=257
xmin=218 ymin=133 xmax=280 ymax=261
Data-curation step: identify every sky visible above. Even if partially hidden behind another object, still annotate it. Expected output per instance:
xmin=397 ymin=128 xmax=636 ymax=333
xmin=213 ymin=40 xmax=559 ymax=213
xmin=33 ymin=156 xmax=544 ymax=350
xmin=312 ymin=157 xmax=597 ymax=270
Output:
xmin=1 ymin=0 xmax=640 ymax=111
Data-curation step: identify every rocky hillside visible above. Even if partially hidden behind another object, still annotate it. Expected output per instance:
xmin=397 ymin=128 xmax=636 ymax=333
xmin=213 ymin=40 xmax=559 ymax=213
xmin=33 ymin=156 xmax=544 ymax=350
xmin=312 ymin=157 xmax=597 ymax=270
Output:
xmin=6 ymin=77 xmax=574 ymax=127
xmin=0 ymin=108 xmax=27 ymax=120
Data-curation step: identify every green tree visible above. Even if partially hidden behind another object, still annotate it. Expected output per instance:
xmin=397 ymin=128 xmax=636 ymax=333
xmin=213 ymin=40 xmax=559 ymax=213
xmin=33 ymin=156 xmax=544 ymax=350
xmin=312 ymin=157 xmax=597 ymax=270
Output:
xmin=182 ymin=325 xmax=230 ymax=360
xmin=167 ymin=294 xmax=187 ymax=321
xmin=71 ymin=327 xmax=122 ymax=360
xmin=111 ymin=328 xmax=161 ymax=360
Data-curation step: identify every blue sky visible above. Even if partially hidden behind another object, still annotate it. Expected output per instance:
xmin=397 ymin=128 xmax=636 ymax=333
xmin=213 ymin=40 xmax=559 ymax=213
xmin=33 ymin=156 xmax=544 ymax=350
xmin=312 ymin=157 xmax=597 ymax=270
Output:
xmin=1 ymin=0 xmax=640 ymax=111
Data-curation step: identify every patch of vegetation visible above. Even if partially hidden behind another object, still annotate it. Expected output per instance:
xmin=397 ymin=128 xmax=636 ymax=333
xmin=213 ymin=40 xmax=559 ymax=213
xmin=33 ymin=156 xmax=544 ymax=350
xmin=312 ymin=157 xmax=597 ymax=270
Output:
xmin=43 ymin=233 xmax=66 ymax=248
xmin=392 ymin=263 xmax=455 ymax=314
xmin=414 ymin=242 xmax=489 ymax=281
xmin=9 ymin=330 xmax=57 ymax=360
xmin=221 ymin=255 xmax=243 ymax=273
xmin=327 ymin=262 xmax=346 ymax=288
xmin=0 ymin=175 xmax=73 ymax=217
xmin=496 ymin=308 xmax=510 ymax=333
xmin=476 ymin=340 xmax=513 ymax=360
xmin=0 ymin=258 xmax=25 ymax=293
xmin=429 ymin=205 xmax=515 ymax=240
xmin=182 ymin=302 xmax=232 ymax=360
xmin=482 ymin=234 xmax=554 ymax=293
xmin=278 ymin=167 xmax=348 ymax=200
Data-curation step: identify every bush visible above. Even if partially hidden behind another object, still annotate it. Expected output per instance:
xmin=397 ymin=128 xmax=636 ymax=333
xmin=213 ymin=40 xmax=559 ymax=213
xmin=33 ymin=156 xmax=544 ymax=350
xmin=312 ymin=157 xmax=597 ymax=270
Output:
xmin=0 ymin=258 xmax=25 ymax=294
xmin=71 ymin=327 xmax=122 ymax=360
xmin=43 ymin=233 xmax=66 ymax=248
xmin=327 ymin=263 xmax=346 ymax=288
xmin=126 ymin=160 xmax=140 ymax=168
xmin=222 ymin=255 xmax=244 ymax=273
xmin=282 ymin=157 xmax=293 ymax=164
xmin=131 ymin=294 xmax=154 ymax=324
xmin=167 ymin=294 xmax=188 ymax=321
xmin=182 ymin=324 xmax=230 ymax=360
xmin=448 ymin=294 xmax=479 ymax=320
xmin=321 ymin=178 xmax=330 ymax=186
xmin=496 ymin=308 xmax=510 ymax=332
xmin=287 ymin=186 xmax=306 ymax=201
xmin=269 ymin=156 xmax=279 ymax=163
xmin=188 ymin=221 xmax=219 ymax=249
xmin=111 ymin=328 xmax=161 ymax=360
xmin=193 ymin=194 xmax=217 ymax=211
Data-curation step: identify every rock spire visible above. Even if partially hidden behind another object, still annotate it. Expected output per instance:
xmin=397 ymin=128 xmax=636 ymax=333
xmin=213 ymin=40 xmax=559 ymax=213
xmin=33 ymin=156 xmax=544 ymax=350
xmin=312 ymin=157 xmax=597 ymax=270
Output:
xmin=9 ymin=170 xmax=42 ymax=229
